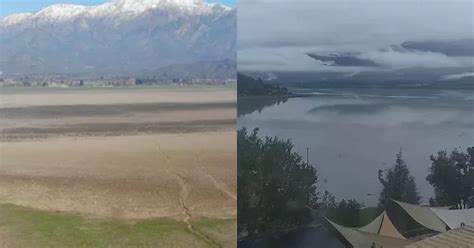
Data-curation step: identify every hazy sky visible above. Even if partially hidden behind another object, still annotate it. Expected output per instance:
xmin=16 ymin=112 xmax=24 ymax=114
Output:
xmin=0 ymin=0 xmax=236 ymax=17
xmin=238 ymin=0 xmax=474 ymax=72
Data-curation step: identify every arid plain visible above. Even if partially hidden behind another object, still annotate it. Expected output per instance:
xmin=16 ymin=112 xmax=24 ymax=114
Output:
xmin=0 ymin=86 xmax=236 ymax=247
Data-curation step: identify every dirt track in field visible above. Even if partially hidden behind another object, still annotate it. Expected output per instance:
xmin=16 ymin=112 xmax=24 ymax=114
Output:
xmin=0 ymin=88 xmax=236 ymax=220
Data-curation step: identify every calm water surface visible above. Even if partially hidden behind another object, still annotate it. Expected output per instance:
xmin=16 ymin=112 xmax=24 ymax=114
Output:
xmin=238 ymin=89 xmax=474 ymax=206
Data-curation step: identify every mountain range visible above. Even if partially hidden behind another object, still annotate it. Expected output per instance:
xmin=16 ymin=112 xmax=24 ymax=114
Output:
xmin=0 ymin=0 xmax=236 ymax=78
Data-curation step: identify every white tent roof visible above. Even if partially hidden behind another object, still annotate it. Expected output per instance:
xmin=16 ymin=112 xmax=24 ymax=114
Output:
xmin=405 ymin=225 xmax=474 ymax=248
xmin=326 ymin=200 xmax=474 ymax=248
xmin=392 ymin=200 xmax=448 ymax=233
xmin=377 ymin=212 xmax=406 ymax=239
xmin=358 ymin=211 xmax=384 ymax=234
xmin=357 ymin=211 xmax=405 ymax=239
xmin=325 ymin=218 xmax=413 ymax=248
xmin=430 ymin=208 xmax=474 ymax=229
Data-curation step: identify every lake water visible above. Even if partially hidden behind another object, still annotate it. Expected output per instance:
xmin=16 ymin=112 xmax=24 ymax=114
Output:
xmin=238 ymin=89 xmax=474 ymax=206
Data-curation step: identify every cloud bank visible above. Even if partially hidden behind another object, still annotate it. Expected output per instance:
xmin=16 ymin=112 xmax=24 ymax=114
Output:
xmin=238 ymin=0 xmax=474 ymax=73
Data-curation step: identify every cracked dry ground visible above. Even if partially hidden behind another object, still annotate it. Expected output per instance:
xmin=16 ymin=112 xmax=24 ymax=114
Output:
xmin=0 ymin=132 xmax=236 ymax=219
xmin=0 ymin=87 xmax=237 ymax=247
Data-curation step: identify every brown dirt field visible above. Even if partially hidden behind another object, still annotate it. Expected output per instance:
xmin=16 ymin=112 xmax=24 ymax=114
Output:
xmin=0 ymin=131 xmax=236 ymax=219
xmin=0 ymin=87 xmax=236 ymax=108
xmin=0 ymin=119 xmax=234 ymax=141
xmin=0 ymin=227 xmax=17 ymax=248
xmin=0 ymin=87 xmax=236 ymax=221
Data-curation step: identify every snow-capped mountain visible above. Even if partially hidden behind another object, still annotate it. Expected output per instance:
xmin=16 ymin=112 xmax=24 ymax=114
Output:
xmin=0 ymin=0 xmax=236 ymax=77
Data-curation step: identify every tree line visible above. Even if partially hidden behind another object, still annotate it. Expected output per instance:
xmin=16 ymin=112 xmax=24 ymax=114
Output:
xmin=238 ymin=127 xmax=474 ymax=240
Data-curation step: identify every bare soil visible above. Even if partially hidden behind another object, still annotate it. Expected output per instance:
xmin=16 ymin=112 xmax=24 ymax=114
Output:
xmin=0 ymin=87 xmax=236 ymax=221
xmin=0 ymin=132 xmax=236 ymax=219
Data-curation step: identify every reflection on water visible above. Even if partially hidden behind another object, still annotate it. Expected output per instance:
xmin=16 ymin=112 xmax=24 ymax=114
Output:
xmin=238 ymin=89 xmax=474 ymax=206
xmin=237 ymin=96 xmax=288 ymax=117
xmin=308 ymin=103 xmax=392 ymax=115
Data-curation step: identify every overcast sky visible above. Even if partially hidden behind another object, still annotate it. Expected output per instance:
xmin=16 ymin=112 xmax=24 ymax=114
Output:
xmin=238 ymin=0 xmax=474 ymax=72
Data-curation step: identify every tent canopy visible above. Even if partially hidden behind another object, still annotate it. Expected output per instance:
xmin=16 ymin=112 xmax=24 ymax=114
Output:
xmin=325 ymin=218 xmax=413 ymax=248
xmin=326 ymin=200 xmax=474 ymax=247
xmin=358 ymin=211 xmax=384 ymax=234
xmin=404 ymin=225 xmax=474 ymax=248
xmin=357 ymin=211 xmax=405 ymax=239
xmin=430 ymin=208 xmax=474 ymax=229
xmin=391 ymin=200 xmax=448 ymax=233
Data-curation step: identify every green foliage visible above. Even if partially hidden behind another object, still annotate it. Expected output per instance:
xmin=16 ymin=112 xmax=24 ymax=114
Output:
xmin=327 ymin=199 xmax=365 ymax=227
xmin=0 ymin=204 xmax=232 ymax=248
xmin=426 ymin=147 xmax=474 ymax=207
xmin=237 ymin=73 xmax=289 ymax=96
xmin=237 ymin=127 xmax=318 ymax=239
xmin=319 ymin=191 xmax=368 ymax=227
xmin=378 ymin=151 xmax=420 ymax=206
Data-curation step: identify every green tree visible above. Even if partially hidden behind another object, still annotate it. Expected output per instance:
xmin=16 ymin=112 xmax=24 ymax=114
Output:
xmin=426 ymin=147 xmax=474 ymax=207
xmin=318 ymin=191 xmax=368 ymax=227
xmin=238 ymin=128 xmax=319 ymax=239
xmin=378 ymin=150 xmax=420 ymax=207
xmin=326 ymin=199 xmax=364 ymax=227
xmin=319 ymin=190 xmax=337 ymax=210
